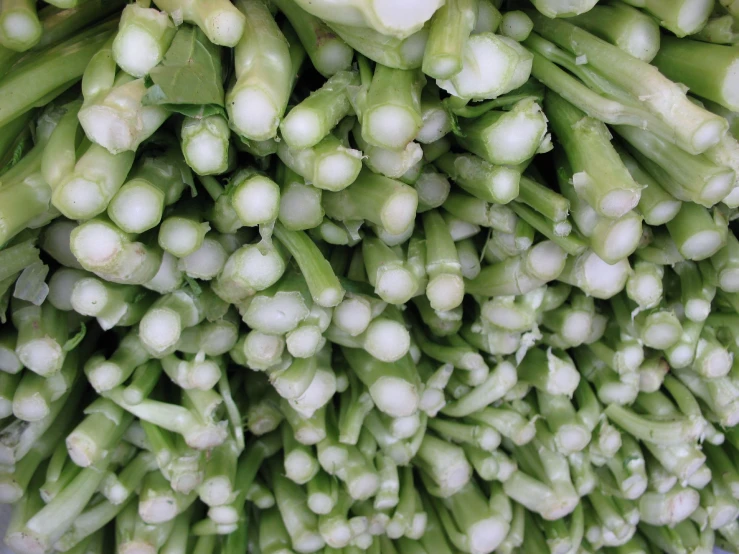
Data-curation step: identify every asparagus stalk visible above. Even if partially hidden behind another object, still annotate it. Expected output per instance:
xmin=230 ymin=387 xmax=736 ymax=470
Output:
xmin=342 ymin=347 xmax=420 ymax=418
xmin=530 ymin=13 xmax=728 ymax=154
xmin=227 ymin=0 xmax=291 ymax=141
xmin=281 ymin=71 xmax=359 ymax=150
xmin=70 ymin=218 xmax=163 ymax=285
xmin=291 ymin=0 xmax=442 ymax=39
xmin=437 ymin=33 xmax=532 ymax=101
xmin=108 ymin=146 xmax=191 ymax=234
xmin=112 ymin=3 xmax=176 ymax=78
xmin=619 ymin=0 xmax=713 ymax=37
xmin=529 ymin=0 xmax=598 ymax=18
xmin=0 ymin=19 xmax=115 ymax=128
xmin=322 ymin=168 xmax=418 ymax=236
xmin=462 ymin=102 xmax=548 ymax=168
xmin=435 ymin=152 xmax=520 ymax=205
xmin=0 ymin=0 xmax=42 ymax=52
xmin=152 ymin=0 xmax=245 ymax=47
xmin=499 ymin=11 xmax=533 ymax=42
xmin=569 ymin=1 xmax=660 ymax=62
xmin=546 ymin=92 xmax=641 ymax=219
xmin=422 ymin=0 xmax=476 ymax=80
xmin=11 ymin=298 xmax=68 ymax=376
xmin=328 ymin=22 xmax=428 ymax=70
xmin=180 ymin=115 xmax=231 ymax=177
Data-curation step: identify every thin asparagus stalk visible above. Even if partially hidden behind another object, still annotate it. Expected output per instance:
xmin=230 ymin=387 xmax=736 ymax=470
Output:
xmin=529 ymin=12 xmax=728 ymax=154
xmin=546 ymin=92 xmax=641 ymax=219
xmin=422 ymin=0 xmax=476 ymax=80
xmin=272 ymin=0 xmax=353 ymax=77
xmin=499 ymin=11 xmax=533 ymax=42
xmin=568 ymin=1 xmax=660 ymax=62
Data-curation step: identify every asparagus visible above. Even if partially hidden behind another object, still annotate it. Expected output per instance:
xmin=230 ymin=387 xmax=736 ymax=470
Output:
xmin=619 ymin=0 xmax=713 ymax=37
xmin=291 ymin=0 xmax=443 ymax=39
xmin=529 ymin=13 xmax=728 ymax=155
xmin=152 ymin=0 xmax=245 ymax=47
xmin=569 ymin=1 xmax=660 ymax=62
xmin=226 ymin=0 xmax=291 ymax=141
xmin=112 ymin=3 xmax=175 ymax=78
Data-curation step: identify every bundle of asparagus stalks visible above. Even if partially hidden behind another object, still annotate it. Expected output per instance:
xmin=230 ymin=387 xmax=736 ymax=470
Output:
xmin=0 ymin=0 xmax=738 ymax=552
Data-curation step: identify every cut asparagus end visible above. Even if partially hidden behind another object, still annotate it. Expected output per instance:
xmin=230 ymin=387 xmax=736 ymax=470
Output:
xmin=70 ymin=278 xmax=109 ymax=317
xmin=13 ymin=395 xmax=48 ymax=422
xmin=702 ymin=170 xmax=737 ymax=206
xmin=560 ymin=312 xmax=592 ymax=346
xmin=314 ymin=149 xmax=363 ymax=192
xmin=280 ymin=111 xmax=321 ymax=150
xmin=87 ymin=361 xmax=124 ymax=392
xmin=680 ymin=229 xmax=725 ymax=261
xmin=333 ymin=297 xmax=373 ymax=336
xmin=140 ymin=309 xmax=182 ymax=354
xmin=229 ymin=88 xmax=279 ymax=141
xmin=202 ymin=8 xmax=246 ymax=47
xmin=426 ymin=273 xmax=465 ymax=312
xmin=375 ymin=266 xmax=418 ymax=304
xmin=244 ymin=331 xmax=285 ymax=370
xmin=437 ymin=33 xmax=532 ymax=100
xmin=244 ymin=292 xmax=310 ymax=335
xmin=180 ymin=238 xmax=228 ymax=280
xmin=364 ymin=319 xmax=410 ymax=363
xmin=555 ymin=424 xmax=591 ymax=454
xmin=380 ymin=188 xmax=419 ymax=235
xmin=469 ymin=517 xmax=509 ymax=554
xmin=232 ymin=175 xmax=280 ymax=226
xmin=183 ymin=129 xmax=229 ymax=176
xmin=719 ymin=269 xmax=739 ymax=292
xmin=71 ymin=222 xmax=123 ymax=269
xmin=365 ymin=105 xmax=419 ymax=150
xmin=0 ymin=348 xmax=21 ymax=374
xmin=0 ymin=7 xmax=41 ymax=51
xmin=186 ymin=425 xmax=228 ymax=450
xmin=139 ymin=496 xmax=178 ymax=524
xmin=676 ymin=0 xmax=715 ymax=36
xmin=16 ymin=340 xmax=63 ymax=377
xmin=54 ymin=177 xmax=106 ymax=220
xmin=5 ymin=533 xmax=46 ymax=554
xmin=109 ymin=183 xmax=164 ymax=234
xmin=369 ymin=0 xmax=441 ymax=36
xmin=685 ymin=298 xmax=711 ymax=322
xmin=597 ymin=215 xmax=642 ymax=263
xmin=114 ymin=27 xmax=163 ymax=78
xmin=645 ymin=199 xmax=682 ymax=226
xmin=576 ymin=252 xmax=630 ymax=299
xmin=526 ymin=241 xmax=567 ymax=281
xmin=597 ymin=188 xmax=641 ymax=219
xmin=315 ymin=41 xmax=354 ymax=76
xmin=65 ymin=434 xmax=100 ymax=469
xmin=286 ymin=325 xmax=324 ymax=358
xmin=200 ymin=475 xmax=233 ymax=507
xmin=369 ymin=377 xmax=419 ymax=417
xmin=531 ymin=0 xmax=598 ymax=18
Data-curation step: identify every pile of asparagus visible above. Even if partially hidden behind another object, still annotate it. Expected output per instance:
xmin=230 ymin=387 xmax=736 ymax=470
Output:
xmin=0 ymin=0 xmax=739 ymax=552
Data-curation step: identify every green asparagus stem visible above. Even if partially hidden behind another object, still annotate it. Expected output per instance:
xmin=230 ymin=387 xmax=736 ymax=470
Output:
xmin=227 ymin=0 xmax=291 ymax=141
